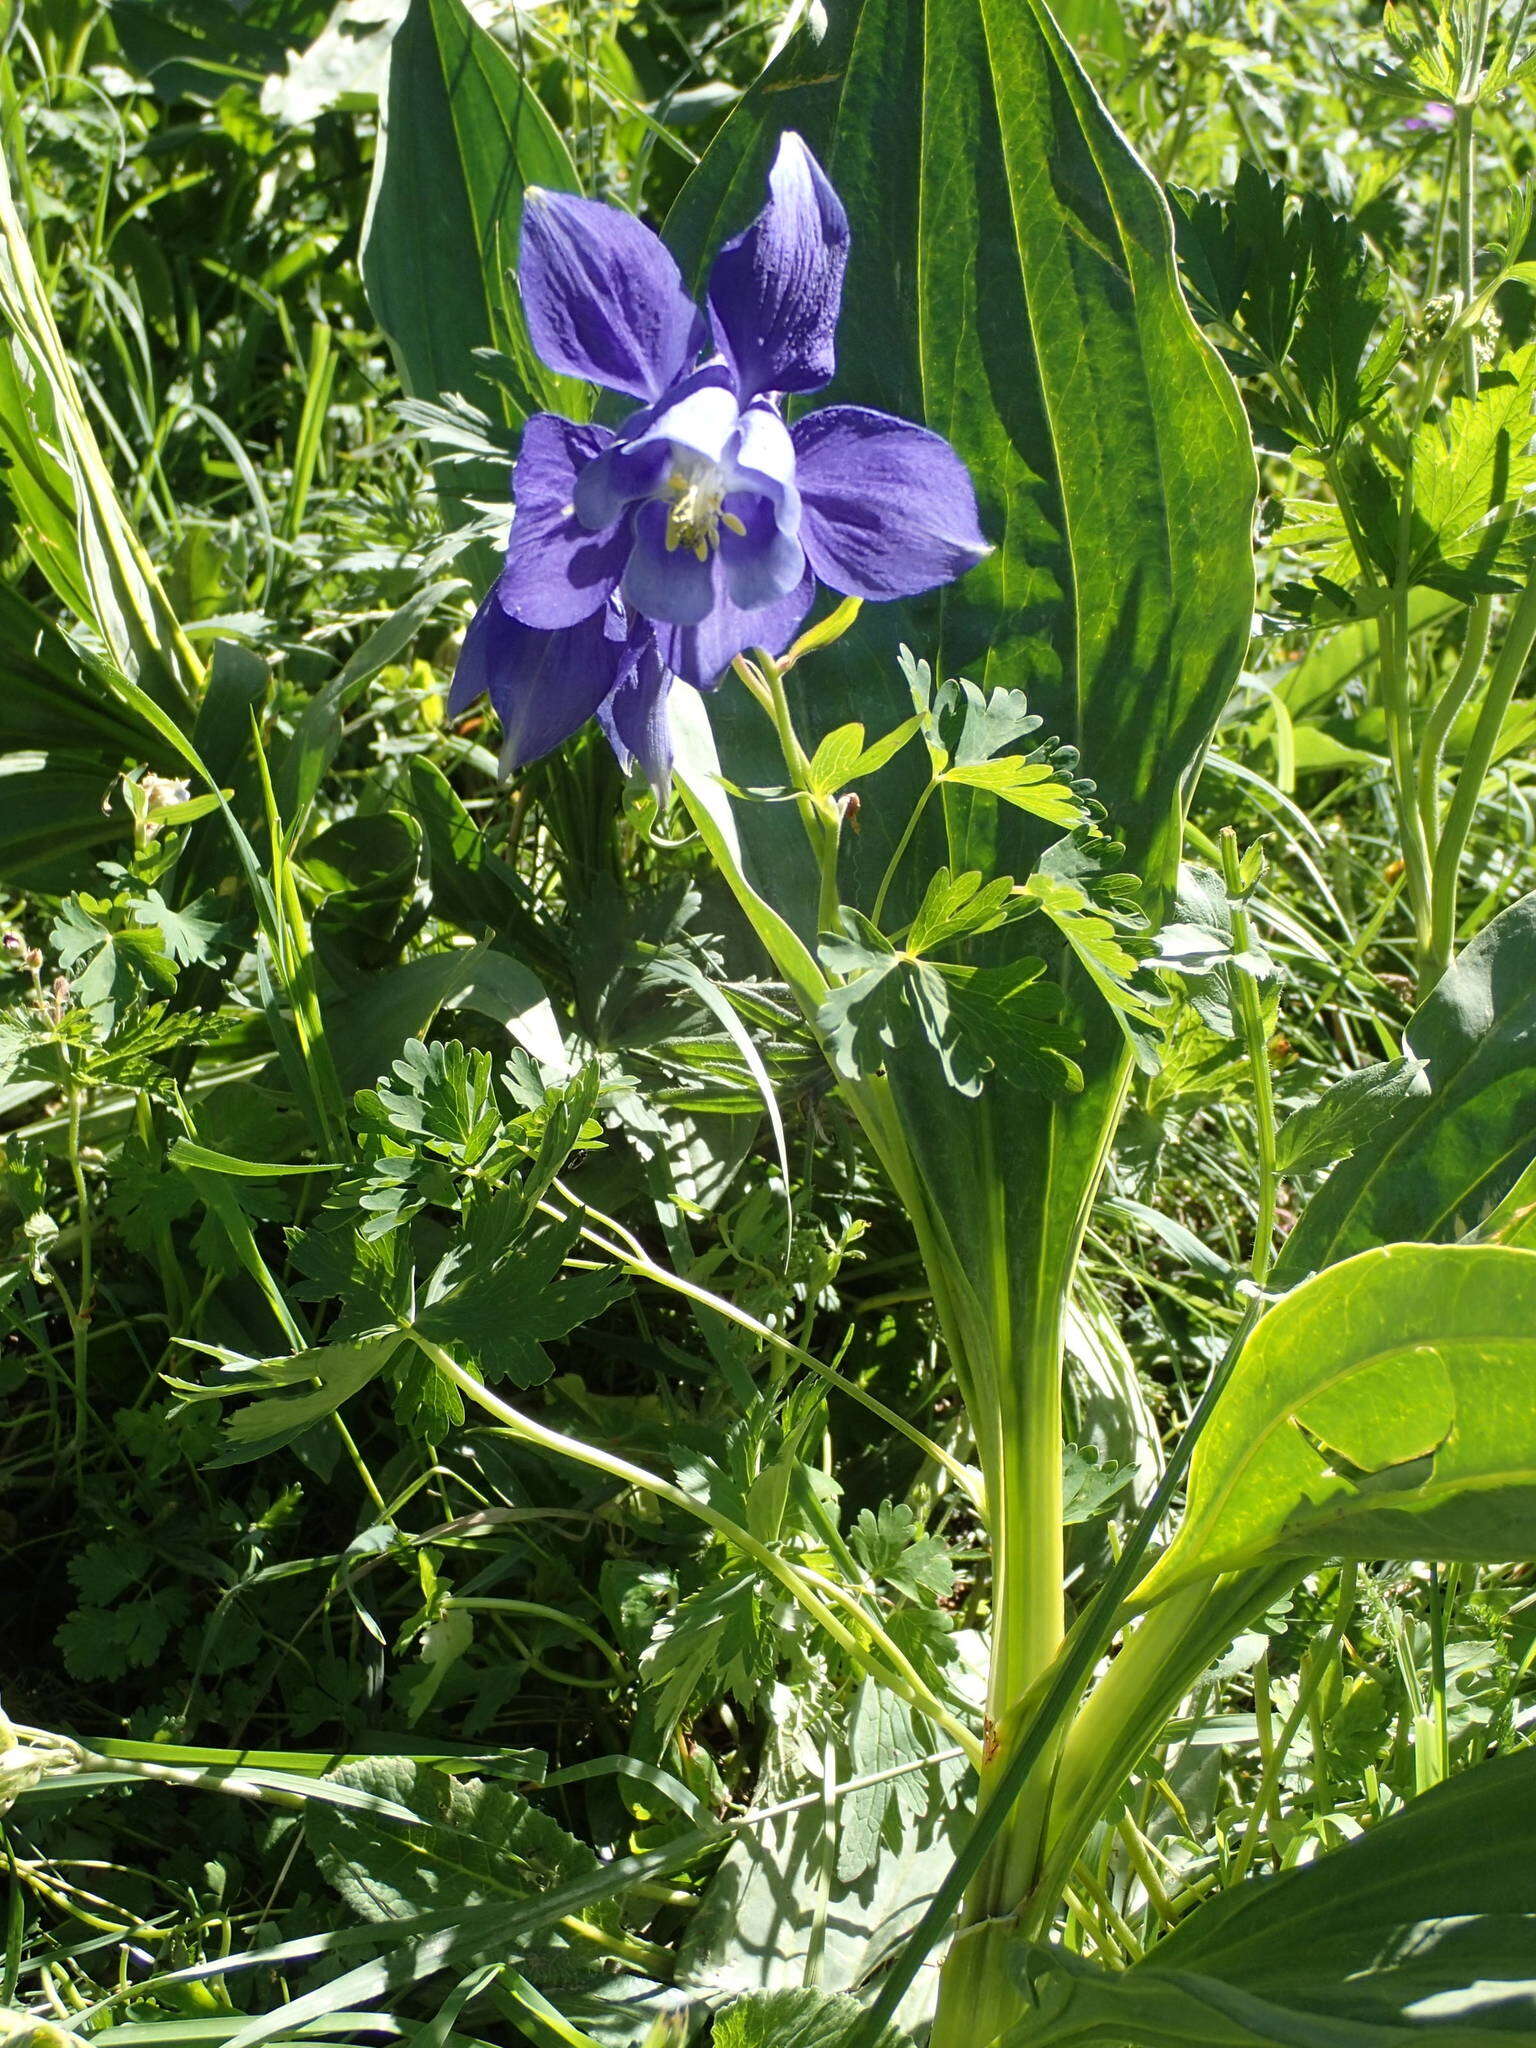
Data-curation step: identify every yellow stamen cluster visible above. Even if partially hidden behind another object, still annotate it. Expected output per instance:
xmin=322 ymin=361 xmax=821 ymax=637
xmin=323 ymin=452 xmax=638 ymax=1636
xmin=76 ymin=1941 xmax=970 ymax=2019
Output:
xmin=663 ymin=467 xmax=747 ymax=562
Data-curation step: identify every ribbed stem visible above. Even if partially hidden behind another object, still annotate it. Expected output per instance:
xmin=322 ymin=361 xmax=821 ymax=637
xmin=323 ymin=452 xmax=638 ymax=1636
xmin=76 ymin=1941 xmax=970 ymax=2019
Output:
xmin=928 ymin=1058 xmax=1131 ymax=2047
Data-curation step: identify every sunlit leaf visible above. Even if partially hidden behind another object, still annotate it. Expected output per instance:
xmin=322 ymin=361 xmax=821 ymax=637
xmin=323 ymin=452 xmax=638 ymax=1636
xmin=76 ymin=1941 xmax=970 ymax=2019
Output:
xmin=1132 ymin=1243 xmax=1536 ymax=1606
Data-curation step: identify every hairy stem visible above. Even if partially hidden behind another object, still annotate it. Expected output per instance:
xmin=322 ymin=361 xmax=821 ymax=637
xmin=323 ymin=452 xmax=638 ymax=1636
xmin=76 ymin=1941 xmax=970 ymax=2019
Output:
xmin=1427 ymin=572 xmax=1536 ymax=980
xmin=64 ymin=1074 xmax=92 ymax=1474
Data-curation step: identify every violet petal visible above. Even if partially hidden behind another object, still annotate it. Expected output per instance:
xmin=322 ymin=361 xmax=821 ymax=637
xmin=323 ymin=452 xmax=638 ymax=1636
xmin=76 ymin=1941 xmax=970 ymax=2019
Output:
xmin=521 ymin=187 xmax=705 ymax=401
xmin=597 ymin=629 xmax=675 ymax=797
xmin=653 ymin=565 xmax=815 ymax=688
xmin=719 ymin=491 xmax=806 ymax=609
xmin=792 ymin=405 xmax=990 ymax=599
xmin=497 ymin=413 xmax=628 ymax=629
xmin=449 ymin=589 xmax=628 ymax=770
xmin=622 ymin=500 xmax=716 ymax=626
xmin=708 ymin=132 xmax=849 ymax=401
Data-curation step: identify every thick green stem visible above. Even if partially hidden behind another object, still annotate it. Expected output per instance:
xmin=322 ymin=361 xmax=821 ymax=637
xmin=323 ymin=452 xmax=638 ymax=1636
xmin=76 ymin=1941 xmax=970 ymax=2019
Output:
xmin=980 ymin=1118 xmax=1067 ymax=1745
xmin=1023 ymin=1565 xmax=1301 ymax=1937
xmin=757 ymin=648 xmax=846 ymax=936
xmin=924 ymin=1571 xmax=1300 ymax=2048
xmin=928 ymin=1057 xmax=1131 ymax=2048
xmin=966 ymin=1292 xmax=1071 ymax=1925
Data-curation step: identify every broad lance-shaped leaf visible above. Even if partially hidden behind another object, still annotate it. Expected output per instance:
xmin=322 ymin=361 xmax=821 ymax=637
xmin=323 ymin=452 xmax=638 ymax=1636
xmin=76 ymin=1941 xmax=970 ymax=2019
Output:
xmin=1010 ymin=1744 xmax=1536 ymax=2046
xmin=1132 ymin=1243 xmax=1536 ymax=1607
xmin=665 ymin=0 xmax=1255 ymax=1727
xmin=361 ymin=0 xmax=581 ymax=568
xmin=1279 ymin=889 xmax=1536 ymax=1278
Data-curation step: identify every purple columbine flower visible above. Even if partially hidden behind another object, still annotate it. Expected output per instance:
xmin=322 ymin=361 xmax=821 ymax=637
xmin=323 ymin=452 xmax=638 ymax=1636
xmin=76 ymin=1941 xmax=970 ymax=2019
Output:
xmin=449 ymin=132 xmax=990 ymax=794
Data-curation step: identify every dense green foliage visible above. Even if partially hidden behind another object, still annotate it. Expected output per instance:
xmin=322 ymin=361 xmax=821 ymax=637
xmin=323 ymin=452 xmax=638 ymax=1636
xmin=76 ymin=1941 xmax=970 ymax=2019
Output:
xmin=6 ymin=1 xmax=1536 ymax=2045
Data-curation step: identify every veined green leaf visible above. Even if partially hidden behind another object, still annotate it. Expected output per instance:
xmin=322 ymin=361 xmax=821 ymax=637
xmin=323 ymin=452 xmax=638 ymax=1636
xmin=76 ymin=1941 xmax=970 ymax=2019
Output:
xmin=209 ymin=1336 xmax=403 ymax=1468
xmin=808 ymin=715 xmax=924 ymax=797
xmin=1407 ymin=343 xmax=1536 ymax=594
xmin=941 ymin=757 xmax=1088 ymax=827
xmin=363 ymin=0 xmax=579 ymax=415
xmin=305 ymin=1757 xmax=605 ymax=1940
xmin=1012 ymin=1745 xmax=1536 ymax=2046
xmin=1020 ymin=866 xmax=1164 ymax=1062
xmin=809 ymin=722 xmax=870 ymax=797
xmin=1274 ymin=1055 xmax=1430 ymax=1177
xmin=667 ymin=0 xmax=1254 ymax=868
xmin=665 ymin=0 xmax=1255 ymax=1544
xmin=815 ymin=909 xmax=1076 ymax=1096
xmin=361 ymin=0 xmax=580 ymax=570
xmin=1132 ymin=1243 xmax=1536 ymax=1606
xmin=715 ymin=1991 xmax=912 ymax=2048
xmin=1279 ymin=890 xmax=1536 ymax=1277
xmin=904 ymin=869 xmax=1017 ymax=953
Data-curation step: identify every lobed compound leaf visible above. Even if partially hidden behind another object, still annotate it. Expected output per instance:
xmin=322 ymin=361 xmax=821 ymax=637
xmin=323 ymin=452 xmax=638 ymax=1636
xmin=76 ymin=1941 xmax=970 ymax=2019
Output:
xmin=805 ymin=716 xmax=926 ymax=800
xmin=416 ymin=1214 xmax=627 ymax=1393
xmin=209 ymin=1336 xmax=404 ymax=1468
xmin=1060 ymin=1443 xmax=1132 ymax=1526
xmin=305 ymin=1757 xmax=612 ymax=1958
xmin=1407 ymin=344 xmax=1536 ymax=595
xmin=715 ymin=1991 xmax=912 ymax=2048
xmin=1275 ymin=1055 xmax=1431 ymax=1178
xmin=815 ymin=913 xmax=1077 ymax=1098
xmin=850 ymin=1503 xmax=957 ymax=1603
xmin=903 ymin=870 xmax=1018 ymax=953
